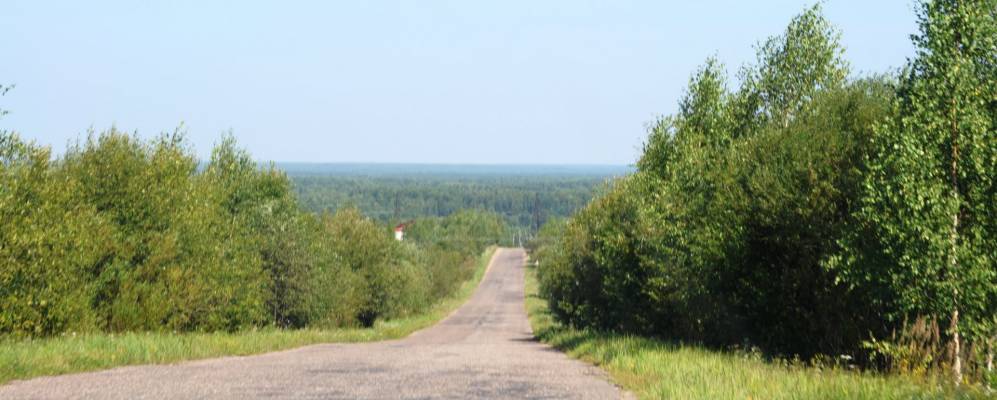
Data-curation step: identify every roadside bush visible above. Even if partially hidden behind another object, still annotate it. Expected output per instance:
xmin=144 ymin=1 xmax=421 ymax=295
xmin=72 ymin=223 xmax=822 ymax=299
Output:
xmin=321 ymin=207 xmax=419 ymax=326
xmin=712 ymin=80 xmax=893 ymax=356
xmin=538 ymin=176 xmax=651 ymax=332
xmin=0 ymin=128 xmax=502 ymax=337
xmin=405 ymin=209 xmax=508 ymax=257
xmin=60 ymin=130 xmax=267 ymax=332
xmin=537 ymin=6 xmax=890 ymax=355
xmin=0 ymin=133 xmax=107 ymax=337
xmin=405 ymin=209 xmax=508 ymax=303
xmin=832 ymin=0 xmax=997 ymax=382
xmin=205 ymin=136 xmax=316 ymax=328
xmin=533 ymin=3 xmax=995 ymax=385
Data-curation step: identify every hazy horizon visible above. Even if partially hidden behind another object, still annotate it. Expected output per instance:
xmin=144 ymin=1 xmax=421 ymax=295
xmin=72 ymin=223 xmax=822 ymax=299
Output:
xmin=275 ymin=161 xmax=632 ymax=166
xmin=274 ymin=162 xmax=634 ymax=178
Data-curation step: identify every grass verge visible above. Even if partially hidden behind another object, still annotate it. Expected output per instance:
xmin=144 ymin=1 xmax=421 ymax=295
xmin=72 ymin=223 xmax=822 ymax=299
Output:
xmin=0 ymin=246 xmax=497 ymax=385
xmin=523 ymin=263 xmax=988 ymax=400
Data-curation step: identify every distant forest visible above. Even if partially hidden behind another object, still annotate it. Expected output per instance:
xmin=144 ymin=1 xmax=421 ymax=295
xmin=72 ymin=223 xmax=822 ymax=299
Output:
xmin=285 ymin=164 xmax=629 ymax=231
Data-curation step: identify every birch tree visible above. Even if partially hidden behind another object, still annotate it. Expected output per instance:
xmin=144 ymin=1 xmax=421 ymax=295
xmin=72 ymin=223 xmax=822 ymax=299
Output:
xmin=847 ymin=0 xmax=997 ymax=384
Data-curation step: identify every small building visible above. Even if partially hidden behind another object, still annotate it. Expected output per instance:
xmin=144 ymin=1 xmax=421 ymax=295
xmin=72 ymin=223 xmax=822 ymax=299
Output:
xmin=394 ymin=223 xmax=406 ymax=241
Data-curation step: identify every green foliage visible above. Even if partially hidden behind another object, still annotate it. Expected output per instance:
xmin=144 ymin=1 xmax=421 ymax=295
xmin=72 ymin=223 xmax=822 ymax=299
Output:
xmin=0 ymin=248 xmax=496 ymax=385
xmin=535 ymin=176 xmax=652 ymax=332
xmin=635 ymin=117 xmax=676 ymax=178
xmin=0 ymin=128 xmax=505 ymax=338
xmin=534 ymin=2 xmax=995 ymax=387
xmin=290 ymin=174 xmax=609 ymax=232
xmin=403 ymin=209 xmax=508 ymax=307
xmin=0 ymin=133 xmax=106 ymax=336
xmin=833 ymin=0 xmax=997 ymax=381
xmin=60 ymin=129 xmax=268 ymax=332
xmin=714 ymin=80 xmax=895 ymax=355
xmin=205 ymin=135 xmax=316 ymax=328
xmin=524 ymin=265 xmax=984 ymax=400
xmin=838 ymin=0 xmax=997 ymax=330
xmin=742 ymin=3 xmax=849 ymax=130
xmin=405 ymin=209 xmax=509 ymax=255
xmin=539 ymin=3 xmax=881 ymax=353
xmin=321 ymin=207 xmax=406 ymax=326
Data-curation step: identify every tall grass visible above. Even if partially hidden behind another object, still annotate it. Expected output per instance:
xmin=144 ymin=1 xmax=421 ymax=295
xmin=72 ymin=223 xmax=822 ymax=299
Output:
xmin=523 ymin=263 xmax=989 ymax=399
xmin=0 ymin=247 xmax=496 ymax=385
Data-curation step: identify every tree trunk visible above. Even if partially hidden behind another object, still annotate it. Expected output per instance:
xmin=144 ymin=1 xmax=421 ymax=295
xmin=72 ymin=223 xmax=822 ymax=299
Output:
xmin=949 ymin=148 xmax=960 ymax=386
xmin=951 ymin=307 xmax=962 ymax=385
xmin=949 ymin=136 xmax=962 ymax=386
xmin=948 ymin=57 xmax=962 ymax=385
xmin=983 ymin=338 xmax=994 ymax=392
xmin=988 ymin=339 xmax=994 ymax=372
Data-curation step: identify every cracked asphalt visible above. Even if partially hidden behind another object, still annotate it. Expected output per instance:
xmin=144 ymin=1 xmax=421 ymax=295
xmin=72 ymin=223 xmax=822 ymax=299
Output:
xmin=0 ymin=248 xmax=625 ymax=399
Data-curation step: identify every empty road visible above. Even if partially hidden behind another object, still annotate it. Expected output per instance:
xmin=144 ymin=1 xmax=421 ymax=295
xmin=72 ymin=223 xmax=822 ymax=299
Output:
xmin=0 ymin=248 xmax=624 ymax=399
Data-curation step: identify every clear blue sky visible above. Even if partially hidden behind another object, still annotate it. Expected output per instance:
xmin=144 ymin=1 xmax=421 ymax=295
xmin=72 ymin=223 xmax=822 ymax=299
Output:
xmin=1 ymin=1 xmax=917 ymax=164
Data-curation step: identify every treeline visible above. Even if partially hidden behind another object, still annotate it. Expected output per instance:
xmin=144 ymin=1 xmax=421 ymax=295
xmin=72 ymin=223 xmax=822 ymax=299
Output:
xmin=291 ymin=174 xmax=611 ymax=231
xmin=0 ymin=130 xmax=506 ymax=337
xmin=532 ymin=1 xmax=995 ymax=385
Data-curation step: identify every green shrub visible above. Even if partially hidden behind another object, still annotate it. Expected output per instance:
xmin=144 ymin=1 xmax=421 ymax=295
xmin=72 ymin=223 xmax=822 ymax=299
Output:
xmin=1 ymin=126 xmax=504 ymax=339
xmin=0 ymin=133 xmax=107 ymax=337
xmin=320 ymin=207 xmax=413 ymax=326
xmin=533 ymin=3 xmax=996 ymax=385
xmin=60 ymin=130 xmax=267 ymax=332
xmin=205 ymin=136 xmax=316 ymax=328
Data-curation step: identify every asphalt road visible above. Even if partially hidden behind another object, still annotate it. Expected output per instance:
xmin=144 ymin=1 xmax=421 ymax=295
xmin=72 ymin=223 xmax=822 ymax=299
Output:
xmin=0 ymin=248 xmax=624 ymax=399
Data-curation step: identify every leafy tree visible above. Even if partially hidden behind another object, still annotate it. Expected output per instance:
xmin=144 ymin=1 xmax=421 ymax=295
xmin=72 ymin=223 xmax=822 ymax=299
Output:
xmin=635 ymin=58 xmax=740 ymax=342
xmin=403 ymin=209 xmax=508 ymax=301
xmin=718 ymin=79 xmax=893 ymax=356
xmin=537 ymin=176 xmax=652 ymax=331
xmin=405 ymin=209 xmax=509 ymax=256
xmin=0 ymin=133 xmax=108 ymax=336
xmin=1 ymin=122 xmax=503 ymax=338
xmin=535 ymin=4 xmax=925 ymax=363
xmin=736 ymin=4 xmax=849 ymax=133
xmin=321 ymin=207 xmax=405 ymax=326
xmin=838 ymin=0 xmax=997 ymax=383
xmin=61 ymin=129 xmax=267 ymax=332
xmin=205 ymin=135 xmax=316 ymax=328
xmin=676 ymin=57 xmax=734 ymax=152
xmin=635 ymin=117 xmax=676 ymax=178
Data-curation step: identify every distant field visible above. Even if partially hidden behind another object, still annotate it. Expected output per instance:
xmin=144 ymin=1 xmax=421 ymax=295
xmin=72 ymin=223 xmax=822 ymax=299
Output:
xmin=281 ymin=163 xmax=630 ymax=230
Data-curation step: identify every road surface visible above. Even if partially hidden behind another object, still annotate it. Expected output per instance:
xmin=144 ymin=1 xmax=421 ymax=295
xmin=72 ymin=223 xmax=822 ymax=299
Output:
xmin=0 ymin=248 xmax=624 ymax=399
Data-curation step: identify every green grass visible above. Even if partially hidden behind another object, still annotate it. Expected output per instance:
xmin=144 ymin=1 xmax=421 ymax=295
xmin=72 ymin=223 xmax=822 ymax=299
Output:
xmin=0 ymin=247 xmax=497 ymax=385
xmin=523 ymin=263 xmax=990 ymax=400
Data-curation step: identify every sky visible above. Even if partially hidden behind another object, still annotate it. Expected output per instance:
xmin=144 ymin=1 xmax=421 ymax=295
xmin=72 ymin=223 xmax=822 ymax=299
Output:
xmin=1 ymin=1 xmax=918 ymax=165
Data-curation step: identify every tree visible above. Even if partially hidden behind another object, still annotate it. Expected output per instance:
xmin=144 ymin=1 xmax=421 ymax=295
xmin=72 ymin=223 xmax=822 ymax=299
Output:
xmin=737 ymin=4 xmax=849 ymax=132
xmin=205 ymin=135 xmax=316 ymax=328
xmin=636 ymin=117 xmax=676 ymax=178
xmin=60 ymin=129 xmax=267 ymax=332
xmin=0 ymin=133 xmax=109 ymax=336
xmin=842 ymin=0 xmax=997 ymax=384
xmin=677 ymin=57 xmax=733 ymax=152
